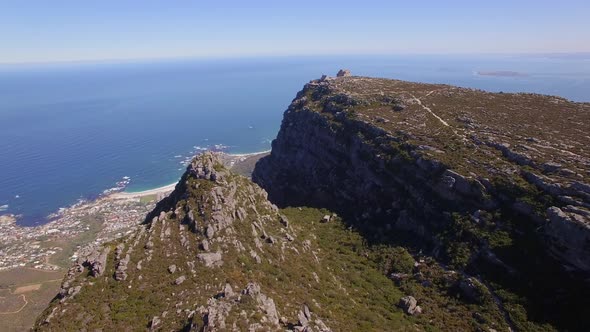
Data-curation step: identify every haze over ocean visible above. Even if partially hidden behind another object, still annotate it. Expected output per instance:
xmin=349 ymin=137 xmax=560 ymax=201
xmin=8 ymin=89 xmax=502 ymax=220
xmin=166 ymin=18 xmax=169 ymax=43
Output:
xmin=1 ymin=54 xmax=589 ymax=226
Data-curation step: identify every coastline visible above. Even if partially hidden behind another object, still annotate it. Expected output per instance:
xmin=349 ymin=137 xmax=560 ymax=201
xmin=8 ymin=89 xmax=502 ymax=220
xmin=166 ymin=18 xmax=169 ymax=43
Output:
xmin=225 ymin=149 xmax=271 ymax=158
xmin=109 ymin=182 xmax=178 ymax=199
xmin=0 ymin=149 xmax=272 ymax=223
xmin=107 ymin=150 xmax=271 ymax=199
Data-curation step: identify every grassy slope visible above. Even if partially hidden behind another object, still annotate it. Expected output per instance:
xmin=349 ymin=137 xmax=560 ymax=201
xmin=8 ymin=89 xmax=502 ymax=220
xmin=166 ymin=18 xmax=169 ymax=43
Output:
xmin=34 ymin=161 xmax=518 ymax=331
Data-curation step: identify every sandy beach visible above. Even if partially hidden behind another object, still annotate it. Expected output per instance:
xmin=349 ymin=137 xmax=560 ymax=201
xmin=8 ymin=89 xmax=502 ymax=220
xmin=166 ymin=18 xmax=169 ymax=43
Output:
xmin=109 ymin=182 xmax=178 ymax=199
xmin=225 ymin=150 xmax=271 ymax=158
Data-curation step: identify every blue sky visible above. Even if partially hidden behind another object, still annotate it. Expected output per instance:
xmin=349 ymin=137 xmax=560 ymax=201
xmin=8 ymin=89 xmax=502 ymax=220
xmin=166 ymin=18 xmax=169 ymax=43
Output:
xmin=1 ymin=0 xmax=589 ymax=63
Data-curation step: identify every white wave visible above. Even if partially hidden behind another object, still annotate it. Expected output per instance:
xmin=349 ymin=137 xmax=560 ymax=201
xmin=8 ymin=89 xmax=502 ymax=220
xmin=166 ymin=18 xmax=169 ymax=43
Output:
xmin=0 ymin=204 xmax=8 ymax=211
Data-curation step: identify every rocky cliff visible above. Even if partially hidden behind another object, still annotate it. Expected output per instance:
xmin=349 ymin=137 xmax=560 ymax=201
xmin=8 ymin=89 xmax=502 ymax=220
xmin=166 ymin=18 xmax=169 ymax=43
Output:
xmin=253 ymin=73 xmax=590 ymax=330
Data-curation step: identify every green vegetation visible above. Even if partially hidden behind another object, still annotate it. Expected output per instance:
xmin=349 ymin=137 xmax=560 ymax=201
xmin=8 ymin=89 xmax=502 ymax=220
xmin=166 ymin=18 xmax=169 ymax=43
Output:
xmin=370 ymin=246 xmax=415 ymax=274
xmin=139 ymin=194 xmax=157 ymax=204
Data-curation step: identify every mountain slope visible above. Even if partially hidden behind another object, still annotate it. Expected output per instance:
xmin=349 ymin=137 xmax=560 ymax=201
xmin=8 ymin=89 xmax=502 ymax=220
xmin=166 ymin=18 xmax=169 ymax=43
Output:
xmin=34 ymin=153 xmax=427 ymax=331
xmin=253 ymin=73 xmax=590 ymax=331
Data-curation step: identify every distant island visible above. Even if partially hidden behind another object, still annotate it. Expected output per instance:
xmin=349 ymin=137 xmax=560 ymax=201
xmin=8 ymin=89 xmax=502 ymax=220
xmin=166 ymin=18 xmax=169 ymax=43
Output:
xmin=476 ymin=70 xmax=528 ymax=77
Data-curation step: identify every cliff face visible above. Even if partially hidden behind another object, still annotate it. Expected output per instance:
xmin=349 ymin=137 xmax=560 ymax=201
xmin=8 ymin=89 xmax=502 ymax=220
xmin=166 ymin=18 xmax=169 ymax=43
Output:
xmin=253 ymin=74 xmax=590 ymax=329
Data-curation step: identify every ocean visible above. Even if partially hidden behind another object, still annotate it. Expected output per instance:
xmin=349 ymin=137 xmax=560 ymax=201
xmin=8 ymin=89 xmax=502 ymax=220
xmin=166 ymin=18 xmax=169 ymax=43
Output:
xmin=1 ymin=54 xmax=589 ymax=226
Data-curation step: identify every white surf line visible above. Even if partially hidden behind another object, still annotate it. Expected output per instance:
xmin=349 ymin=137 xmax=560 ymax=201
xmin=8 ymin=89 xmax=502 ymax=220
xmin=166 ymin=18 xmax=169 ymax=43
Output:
xmin=410 ymin=93 xmax=450 ymax=127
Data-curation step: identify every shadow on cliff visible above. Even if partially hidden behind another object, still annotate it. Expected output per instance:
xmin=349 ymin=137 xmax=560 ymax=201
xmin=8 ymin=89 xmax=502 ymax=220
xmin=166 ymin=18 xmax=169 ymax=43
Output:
xmin=252 ymin=154 xmax=590 ymax=332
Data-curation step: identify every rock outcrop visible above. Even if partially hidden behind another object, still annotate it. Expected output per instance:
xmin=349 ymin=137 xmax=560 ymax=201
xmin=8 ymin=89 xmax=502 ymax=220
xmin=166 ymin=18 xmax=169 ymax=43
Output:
xmin=398 ymin=296 xmax=422 ymax=315
xmin=37 ymin=153 xmax=367 ymax=331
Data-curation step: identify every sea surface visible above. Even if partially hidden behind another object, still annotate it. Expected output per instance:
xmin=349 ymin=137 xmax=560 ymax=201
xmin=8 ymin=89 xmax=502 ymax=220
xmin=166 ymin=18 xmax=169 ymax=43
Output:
xmin=1 ymin=54 xmax=589 ymax=226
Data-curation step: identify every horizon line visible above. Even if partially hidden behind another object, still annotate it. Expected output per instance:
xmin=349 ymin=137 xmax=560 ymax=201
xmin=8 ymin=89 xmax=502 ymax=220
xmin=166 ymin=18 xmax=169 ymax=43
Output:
xmin=1 ymin=51 xmax=589 ymax=67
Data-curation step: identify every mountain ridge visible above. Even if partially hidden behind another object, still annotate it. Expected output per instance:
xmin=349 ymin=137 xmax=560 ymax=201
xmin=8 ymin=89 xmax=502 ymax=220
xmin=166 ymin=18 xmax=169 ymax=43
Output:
xmin=253 ymin=73 xmax=590 ymax=331
xmin=35 ymin=73 xmax=590 ymax=331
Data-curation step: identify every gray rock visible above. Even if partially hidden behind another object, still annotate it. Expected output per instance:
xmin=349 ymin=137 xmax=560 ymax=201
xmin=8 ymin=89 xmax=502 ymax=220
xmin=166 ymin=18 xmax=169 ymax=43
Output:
xmin=158 ymin=211 xmax=167 ymax=222
xmin=297 ymin=307 xmax=309 ymax=326
xmin=115 ymin=243 xmax=125 ymax=260
xmin=201 ymin=239 xmax=210 ymax=251
xmin=222 ymin=283 xmax=234 ymax=297
xmin=168 ymin=264 xmax=176 ymax=274
xmin=115 ymin=254 xmax=130 ymax=281
xmin=321 ymin=215 xmax=331 ymax=223
xmin=243 ymin=282 xmax=261 ymax=296
xmin=174 ymin=275 xmax=186 ymax=285
xmin=250 ymin=250 xmax=262 ymax=264
xmin=205 ymin=225 xmax=215 ymax=239
xmin=89 ymin=247 xmax=111 ymax=277
xmin=398 ymin=296 xmax=422 ymax=315
xmin=150 ymin=316 xmax=161 ymax=330
xmin=546 ymin=206 xmax=590 ymax=271
xmin=279 ymin=214 xmax=289 ymax=227
xmin=189 ymin=152 xmax=225 ymax=182
xmin=197 ymin=252 xmax=223 ymax=267
xmin=303 ymin=304 xmax=311 ymax=321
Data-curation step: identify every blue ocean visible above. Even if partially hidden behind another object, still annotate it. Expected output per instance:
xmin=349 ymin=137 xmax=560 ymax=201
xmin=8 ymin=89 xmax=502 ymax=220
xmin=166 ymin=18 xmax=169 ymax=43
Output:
xmin=1 ymin=55 xmax=589 ymax=226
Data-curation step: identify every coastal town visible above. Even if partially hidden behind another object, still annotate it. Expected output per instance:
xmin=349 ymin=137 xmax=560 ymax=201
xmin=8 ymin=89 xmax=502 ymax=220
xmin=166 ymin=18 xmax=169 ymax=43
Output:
xmin=0 ymin=151 xmax=267 ymax=272
xmin=0 ymin=188 xmax=169 ymax=271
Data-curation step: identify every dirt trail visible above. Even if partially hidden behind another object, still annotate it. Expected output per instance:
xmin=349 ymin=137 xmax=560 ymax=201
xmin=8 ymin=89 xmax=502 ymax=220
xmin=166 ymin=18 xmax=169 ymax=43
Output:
xmin=0 ymin=294 xmax=28 ymax=315
xmin=411 ymin=93 xmax=450 ymax=127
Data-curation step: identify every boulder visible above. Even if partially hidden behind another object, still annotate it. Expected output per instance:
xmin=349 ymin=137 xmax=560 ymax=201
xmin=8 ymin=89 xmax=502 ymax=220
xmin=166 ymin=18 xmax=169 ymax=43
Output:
xmin=222 ymin=283 xmax=234 ymax=297
xmin=297 ymin=305 xmax=312 ymax=326
xmin=174 ymin=275 xmax=186 ymax=285
xmin=201 ymin=239 xmax=210 ymax=251
xmin=398 ymin=296 xmax=422 ymax=315
xmin=197 ymin=252 xmax=223 ymax=267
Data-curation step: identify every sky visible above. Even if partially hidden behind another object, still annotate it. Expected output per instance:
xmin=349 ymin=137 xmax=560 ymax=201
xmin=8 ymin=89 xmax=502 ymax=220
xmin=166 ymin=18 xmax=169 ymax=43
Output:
xmin=1 ymin=0 xmax=589 ymax=64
